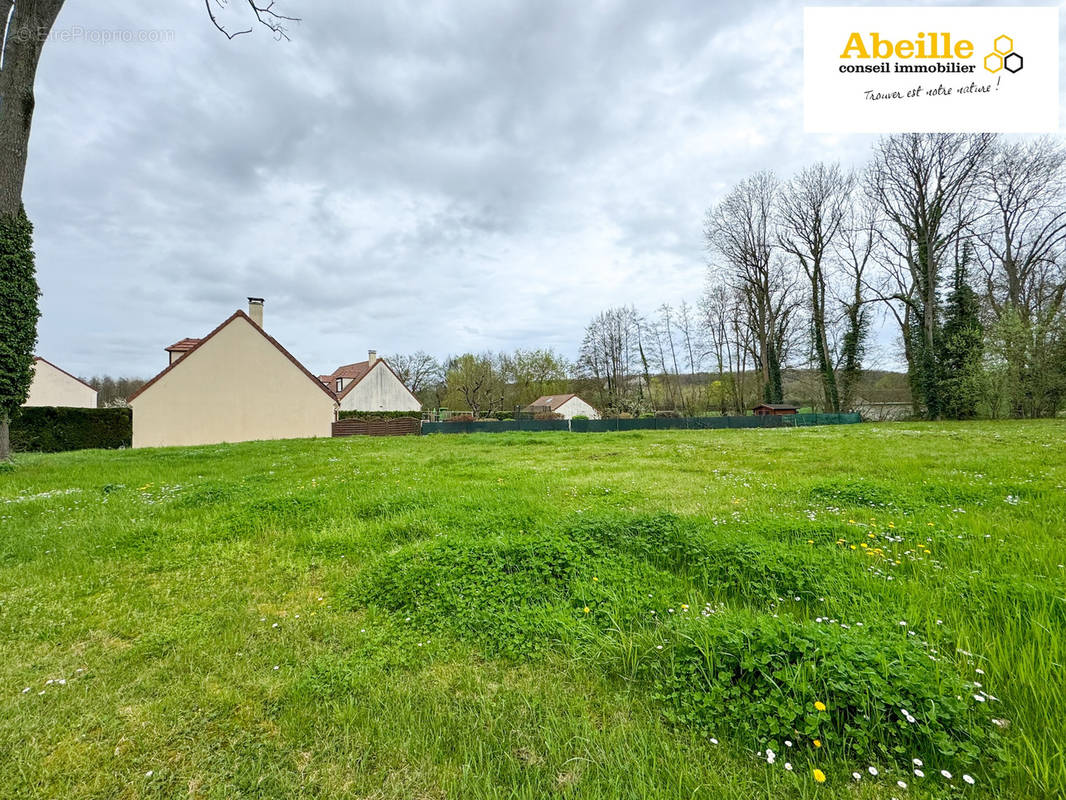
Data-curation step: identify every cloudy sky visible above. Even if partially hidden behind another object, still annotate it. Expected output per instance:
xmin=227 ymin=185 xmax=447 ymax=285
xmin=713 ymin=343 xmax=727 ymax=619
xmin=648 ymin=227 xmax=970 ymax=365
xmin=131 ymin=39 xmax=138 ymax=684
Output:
xmin=22 ymin=0 xmax=1064 ymax=379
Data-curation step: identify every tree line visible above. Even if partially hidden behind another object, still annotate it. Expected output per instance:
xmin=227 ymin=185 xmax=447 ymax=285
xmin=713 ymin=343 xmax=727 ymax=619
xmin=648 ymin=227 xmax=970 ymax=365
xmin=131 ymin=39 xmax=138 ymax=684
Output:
xmin=16 ymin=134 xmax=1066 ymax=427
xmin=578 ymin=134 xmax=1066 ymax=420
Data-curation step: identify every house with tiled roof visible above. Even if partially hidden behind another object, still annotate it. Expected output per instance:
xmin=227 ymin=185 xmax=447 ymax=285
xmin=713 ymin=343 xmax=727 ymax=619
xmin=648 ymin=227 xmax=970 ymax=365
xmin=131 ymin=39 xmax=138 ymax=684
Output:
xmin=128 ymin=299 xmax=338 ymax=448
xmin=318 ymin=351 xmax=422 ymax=413
xmin=524 ymin=393 xmax=600 ymax=420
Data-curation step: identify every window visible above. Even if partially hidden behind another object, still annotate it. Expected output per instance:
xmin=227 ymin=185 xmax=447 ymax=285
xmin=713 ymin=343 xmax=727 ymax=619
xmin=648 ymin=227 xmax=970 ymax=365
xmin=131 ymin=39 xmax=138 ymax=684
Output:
xmin=337 ymin=379 xmax=344 ymax=392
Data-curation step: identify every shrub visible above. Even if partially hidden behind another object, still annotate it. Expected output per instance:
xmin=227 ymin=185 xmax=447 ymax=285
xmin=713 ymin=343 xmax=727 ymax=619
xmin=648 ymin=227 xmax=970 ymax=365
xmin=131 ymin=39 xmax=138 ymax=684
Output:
xmin=646 ymin=611 xmax=998 ymax=773
xmin=654 ymin=410 xmax=681 ymax=418
xmin=444 ymin=414 xmax=476 ymax=423
xmin=350 ymin=532 xmax=583 ymax=657
xmin=572 ymin=414 xmax=589 ymax=421
xmin=338 ymin=410 xmax=424 ymax=420
xmin=10 ymin=406 xmax=131 ymax=452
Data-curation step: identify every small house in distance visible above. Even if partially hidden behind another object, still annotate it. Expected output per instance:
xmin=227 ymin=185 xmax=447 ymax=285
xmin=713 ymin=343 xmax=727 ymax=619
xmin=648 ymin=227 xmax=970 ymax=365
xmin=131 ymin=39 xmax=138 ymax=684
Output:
xmin=753 ymin=403 xmax=799 ymax=416
xmin=525 ymin=394 xmax=601 ymax=420
xmin=24 ymin=357 xmax=98 ymax=408
xmin=318 ymin=351 xmax=422 ymax=413
xmin=129 ymin=298 xmax=338 ymax=448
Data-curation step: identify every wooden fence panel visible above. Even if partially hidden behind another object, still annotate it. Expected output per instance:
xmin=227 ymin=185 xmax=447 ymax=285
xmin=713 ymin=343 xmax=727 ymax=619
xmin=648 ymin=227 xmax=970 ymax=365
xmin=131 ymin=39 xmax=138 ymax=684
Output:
xmin=331 ymin=417 xmax=421 ymax=437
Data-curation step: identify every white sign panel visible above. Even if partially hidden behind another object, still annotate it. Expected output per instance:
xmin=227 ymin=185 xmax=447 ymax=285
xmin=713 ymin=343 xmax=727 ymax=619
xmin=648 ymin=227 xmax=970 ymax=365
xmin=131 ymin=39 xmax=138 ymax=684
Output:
xmin=804 ymin=6 xmax=1059 ymax=132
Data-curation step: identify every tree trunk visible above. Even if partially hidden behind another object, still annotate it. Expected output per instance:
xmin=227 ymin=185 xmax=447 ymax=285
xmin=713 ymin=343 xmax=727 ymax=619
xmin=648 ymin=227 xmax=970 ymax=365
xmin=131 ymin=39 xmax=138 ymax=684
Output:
xmin=0 ymin=415 xmax=9 ymax=461
xmin=0 ymin=0 xmax=64 ymax=217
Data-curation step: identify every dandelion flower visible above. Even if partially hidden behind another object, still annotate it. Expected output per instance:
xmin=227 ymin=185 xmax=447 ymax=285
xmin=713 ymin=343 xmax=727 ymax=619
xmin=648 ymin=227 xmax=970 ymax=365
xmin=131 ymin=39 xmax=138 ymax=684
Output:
xmin=583 ymin=607 xmax=590 ymax=614
xmin=813 ymin=739 xmax=821 ymax=748
xmin=814 ymin=701 xmax=827 ymax=712
xmin=813 ymin=768 xmax=826 ymax=783
xmin=963 ymin=774 xmax=975 ymax=785
xmin=592 ymin=577 xmax=598 ymax=582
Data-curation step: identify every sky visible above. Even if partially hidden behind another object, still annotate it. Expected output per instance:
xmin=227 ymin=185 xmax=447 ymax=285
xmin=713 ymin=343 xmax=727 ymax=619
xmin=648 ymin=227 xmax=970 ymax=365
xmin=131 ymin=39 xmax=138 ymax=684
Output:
xmin=20 ymin=0 xmax=1065 ymax=379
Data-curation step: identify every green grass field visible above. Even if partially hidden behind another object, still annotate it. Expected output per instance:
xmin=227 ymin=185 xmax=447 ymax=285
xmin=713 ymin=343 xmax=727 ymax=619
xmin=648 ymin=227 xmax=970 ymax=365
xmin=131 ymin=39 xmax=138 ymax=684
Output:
xmin=1 ymin=422 xmax=1064 ymax=799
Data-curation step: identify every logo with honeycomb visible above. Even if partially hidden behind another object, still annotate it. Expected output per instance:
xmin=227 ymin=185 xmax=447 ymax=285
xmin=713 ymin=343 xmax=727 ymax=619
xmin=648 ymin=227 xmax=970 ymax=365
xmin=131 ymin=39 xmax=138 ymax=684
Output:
xmin=984 ymin=35 xmax=1023 ymax=74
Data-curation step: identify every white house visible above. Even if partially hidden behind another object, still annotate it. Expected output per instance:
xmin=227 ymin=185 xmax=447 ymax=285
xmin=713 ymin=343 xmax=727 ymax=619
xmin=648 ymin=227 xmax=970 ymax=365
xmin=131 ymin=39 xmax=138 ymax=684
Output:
xmin=318 ymin=351 xmax=422 ymax=413
xmin=128 ymin=299 xmax=338 ymax=448
xmin=24 ymin=357 xmax=98 ymax=408
xmin=525 ymin=394 xmax=600 ymax=420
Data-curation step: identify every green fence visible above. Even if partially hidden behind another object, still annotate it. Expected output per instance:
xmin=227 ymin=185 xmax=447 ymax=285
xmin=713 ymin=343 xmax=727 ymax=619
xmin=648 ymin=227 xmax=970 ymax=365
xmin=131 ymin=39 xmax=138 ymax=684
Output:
xmin=421 ymin=413 xmax=860 ymax=435
xmin=421 ymin=419 xmax=571 ymax=435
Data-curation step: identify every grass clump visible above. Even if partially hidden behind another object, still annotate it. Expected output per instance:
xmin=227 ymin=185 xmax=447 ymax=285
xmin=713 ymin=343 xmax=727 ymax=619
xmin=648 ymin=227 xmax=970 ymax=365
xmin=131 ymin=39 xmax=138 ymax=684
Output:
xmin=647 ymin=610 xmax=998 ymax=777
xmin=352 ymin=532 xmax=585 ymax=657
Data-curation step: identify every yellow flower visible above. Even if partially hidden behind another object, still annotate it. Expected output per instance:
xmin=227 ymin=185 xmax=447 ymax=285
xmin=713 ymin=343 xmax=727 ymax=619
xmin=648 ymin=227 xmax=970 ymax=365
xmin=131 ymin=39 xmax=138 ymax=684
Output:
xmin=813 ymin=739 xmax=822 ymax=748
xmin=813 ymin=768 xmax=826 ymax=783
xmin=583 ymin=607 xmax=590 ymax=614
xmin=814 ymin=701 xmax=827 ymax=712
xmin=592 ymin=577 xmax=599 ymax=582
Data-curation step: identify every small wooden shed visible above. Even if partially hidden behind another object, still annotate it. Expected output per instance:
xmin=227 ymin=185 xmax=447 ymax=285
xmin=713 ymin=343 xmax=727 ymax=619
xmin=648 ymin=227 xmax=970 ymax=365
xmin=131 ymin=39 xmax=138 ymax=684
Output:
xmin=753 ymin=403 xmax=799 ymax=416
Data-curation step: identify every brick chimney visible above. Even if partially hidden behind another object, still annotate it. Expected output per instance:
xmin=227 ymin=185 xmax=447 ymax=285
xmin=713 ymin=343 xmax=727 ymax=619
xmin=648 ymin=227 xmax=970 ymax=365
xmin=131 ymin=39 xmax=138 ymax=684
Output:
xmin=368 ymin=349 xmax=378 ymax=366
xmin=248 ymin=297 xmax=264 ymax=328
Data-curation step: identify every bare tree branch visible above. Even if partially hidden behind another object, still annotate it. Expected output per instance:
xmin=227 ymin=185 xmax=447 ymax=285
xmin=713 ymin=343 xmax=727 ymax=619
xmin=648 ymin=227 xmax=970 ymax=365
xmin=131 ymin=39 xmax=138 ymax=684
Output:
xmin=205 ymin=0 xmax=299 ymax=41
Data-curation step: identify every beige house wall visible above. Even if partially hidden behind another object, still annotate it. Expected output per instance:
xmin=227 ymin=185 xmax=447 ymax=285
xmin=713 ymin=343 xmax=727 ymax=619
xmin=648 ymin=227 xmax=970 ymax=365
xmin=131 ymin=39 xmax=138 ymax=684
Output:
xmin=338 ymin=361 xmax=422 ymax=412
xmin=24 ymin=360 xmax=97 ymax=408
xmin=555 ymin=396 xmax=600 ymax=420
xmin=131 ymin=316 xmax=336 ymax=448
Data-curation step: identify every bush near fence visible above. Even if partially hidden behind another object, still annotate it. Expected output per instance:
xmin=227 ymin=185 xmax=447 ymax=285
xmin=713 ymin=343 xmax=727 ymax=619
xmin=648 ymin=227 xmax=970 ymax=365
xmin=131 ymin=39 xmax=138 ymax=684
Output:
xmin=422 ymin=412 xmax=861 ymax=435
xmin=337 ymin=410 xmax=426 ymax=420
xmin=10 ymin=407 xmax=132 ymax=452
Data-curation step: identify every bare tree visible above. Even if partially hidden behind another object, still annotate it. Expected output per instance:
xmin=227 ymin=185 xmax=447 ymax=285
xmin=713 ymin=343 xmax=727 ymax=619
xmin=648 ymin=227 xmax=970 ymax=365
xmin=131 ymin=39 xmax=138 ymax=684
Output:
xmin=705 ymin=172 xmax=796 ymax=404
xmin=578 ymin=306 xmax=646 ymax=413
xmin=975 ymin=137 xmax=1066 ymax=417
xmin=699 ymin=284 xmax=753 ymax=414
xmin=867 ymin=133 xmax=995 ymax=418
xmin=388 ymin=351 xmax=443 ymax=395
xmin=834 ymin=192 xmax=879 ymax=410
xmin=444 ymin=353 xmax=501 ymax=418
xmin=779 ymin=163 xmax=854 ymax=411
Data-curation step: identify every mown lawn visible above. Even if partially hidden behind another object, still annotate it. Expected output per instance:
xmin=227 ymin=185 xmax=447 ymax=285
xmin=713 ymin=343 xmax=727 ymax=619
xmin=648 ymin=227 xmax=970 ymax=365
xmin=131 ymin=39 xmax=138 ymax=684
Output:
xmin=1 ymin=421 xmax=1063 ymax=799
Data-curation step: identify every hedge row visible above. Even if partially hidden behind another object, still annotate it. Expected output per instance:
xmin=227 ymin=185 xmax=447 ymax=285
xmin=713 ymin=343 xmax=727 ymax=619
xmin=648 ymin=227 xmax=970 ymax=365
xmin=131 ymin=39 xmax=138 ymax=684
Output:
xmin=10 ymin=407 xmax=132 ymax=453
xmin=338 ymin=410 xmax=424 ymax=420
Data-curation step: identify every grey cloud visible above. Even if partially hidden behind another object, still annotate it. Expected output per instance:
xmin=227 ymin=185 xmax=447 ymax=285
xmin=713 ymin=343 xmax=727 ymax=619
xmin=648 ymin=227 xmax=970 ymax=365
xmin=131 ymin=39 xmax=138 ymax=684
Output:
xmin=22 ymin=0 xmax=1048 ymax=378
